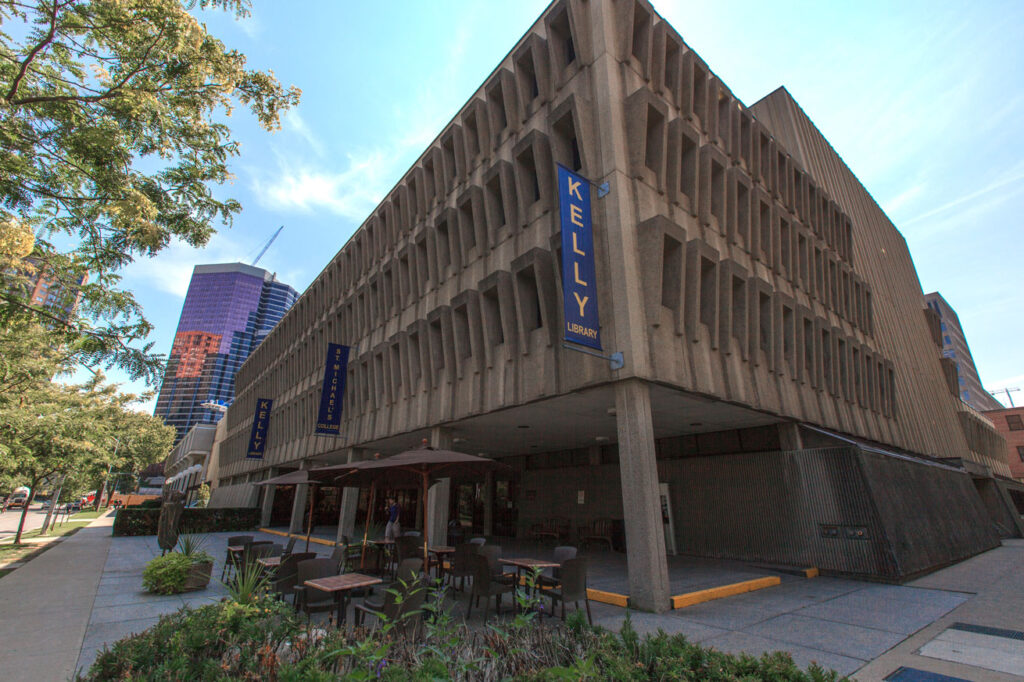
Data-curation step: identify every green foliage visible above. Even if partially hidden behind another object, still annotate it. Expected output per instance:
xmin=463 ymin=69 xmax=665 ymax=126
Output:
xmin=195 ymin=482 xmax=211 ymax=507
xmin=142 ymin=552 xmax=210 ymax=595
xmin=223 ymin=555 xmax=271 ymax=605
xmin=113 ymin=506 xmax=258 ymax=535
xmin=175 ymin=532 xmax=209 ymax=558
xmin=79 ymin=582 xmax=850 ymax=681
xmin=0 ymin=0 xmax=300 ymax=383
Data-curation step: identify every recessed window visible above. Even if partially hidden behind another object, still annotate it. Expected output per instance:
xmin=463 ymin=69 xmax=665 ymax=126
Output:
xmin=1007 ymin=414 xmax=1024 ymax=431
xmin=1017 ymin=445 xmax=1024 ymax=462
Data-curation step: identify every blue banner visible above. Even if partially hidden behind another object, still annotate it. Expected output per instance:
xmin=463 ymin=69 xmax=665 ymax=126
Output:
xmin=246 ymin=398 xmax=273 ymax=459
xmin=315 ymin=343 xmax=350 ymax=436
xmin=558 ymin=164 xmax=601 ymax=350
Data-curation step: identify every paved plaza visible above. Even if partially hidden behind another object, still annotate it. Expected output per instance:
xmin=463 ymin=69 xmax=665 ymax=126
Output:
xmin=1 ymin=513 xmax=1023 ymax=680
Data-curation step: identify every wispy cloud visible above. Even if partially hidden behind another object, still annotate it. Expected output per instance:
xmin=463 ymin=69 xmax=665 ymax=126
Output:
xmin=901 ymin=163 xmax=1024 ymax=228
xmin=283 ymin=110 xmax=325 ymax=158
xmin=883 ymin=182 xmax=926 ymax=215
xmin=121 ymin=231 xmax=247 ymax=298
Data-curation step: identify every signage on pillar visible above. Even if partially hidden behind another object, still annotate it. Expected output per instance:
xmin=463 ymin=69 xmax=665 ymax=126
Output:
xmin=558 ymin=164 xmax=602 ymax=350
xmin=246 ymin=398 xmax=273 ymax=459
xmin=315 ymin=343 xmax=350 ymax=436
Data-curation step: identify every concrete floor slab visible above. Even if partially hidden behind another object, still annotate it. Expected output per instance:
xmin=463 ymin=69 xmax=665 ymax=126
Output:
xmin=745 ymin=613 xmax=906 ymax=661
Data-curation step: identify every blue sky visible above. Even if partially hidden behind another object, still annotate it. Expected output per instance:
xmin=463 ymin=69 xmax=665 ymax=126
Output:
xmin=110 ymin=0 xmax=1024 ymax=410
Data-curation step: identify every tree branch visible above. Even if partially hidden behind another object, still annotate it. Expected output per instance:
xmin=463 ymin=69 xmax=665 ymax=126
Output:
xmin=4 ymin=0 xmax=63 ymax=103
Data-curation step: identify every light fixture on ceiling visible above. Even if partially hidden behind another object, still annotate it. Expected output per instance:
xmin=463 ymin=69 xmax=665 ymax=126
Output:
xmin=606 ymin=407 xmax=617 ymax=416
xmin=595 ymin=435 xmax=610 ymax=443
xmin=452 ymin=437 xmax=466 ymax=444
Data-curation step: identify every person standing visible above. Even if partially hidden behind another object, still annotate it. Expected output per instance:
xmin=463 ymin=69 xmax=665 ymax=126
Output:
xmin=384 ymin=496 xmax=401 ymax=540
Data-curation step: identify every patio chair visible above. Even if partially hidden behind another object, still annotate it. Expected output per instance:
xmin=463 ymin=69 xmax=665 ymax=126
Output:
xmin=270 ymin=552 xmax=317 ymax=600
xmin=283 ymin=537 xmax=297 ymax=556
xmin=468 ymin=537 xmax=487 ymax=545
xmin=242 ymin=540 xmax=274 ymax=567
xmin=329 ymin=544 xmax=350 ymax=574
xmin=580 ymin=518 xmax=614 ymax=550
xmin=465 ymin=553 xmax=513 ymax=622
xmin=478 ymin=545 xmax=515 ymax=585
xmin=221 ymin=535 xmax=254 ymax=579
xmin=292 ymin=558 xmax=340 ymax=623
xmin=354 ymin=574 xmax=427 ymax=636
xmin=448 ymin=543 xmax=479 ymax=591
xmin=537 ymin=545 xmax=578 ymax=590
xmin=267 ymin=543 xmax=285 ymax=557
xmin=395 ymin=535 xmax=422 ymax=566
xmin=546 ymin=557 xmax=591 ymax=624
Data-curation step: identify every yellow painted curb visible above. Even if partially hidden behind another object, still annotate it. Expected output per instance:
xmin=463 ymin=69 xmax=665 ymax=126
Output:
xmin=587 ymin=588 xmax=629 ymax=607
xmin=671 ymin=576 xmax=781 ymax=609
xmin=258 ymin=528 xmax=335 ymax=546
xmin=259 ymin=528 xmax=289 ymax=538
xmin=804 ymin=567 xmax=819 ymax=578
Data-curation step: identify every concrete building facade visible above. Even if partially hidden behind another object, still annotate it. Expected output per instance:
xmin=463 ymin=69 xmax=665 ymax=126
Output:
xmin=983 ymin=406 xmax=1024 ymax=483
xmin=924 ymin=292 xmax=1002 ymax=411
xmin=209 ymin=0 xmax=1018 ymax=610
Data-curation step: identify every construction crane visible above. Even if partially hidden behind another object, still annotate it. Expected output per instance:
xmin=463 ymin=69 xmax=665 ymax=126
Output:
xmin=252 ymin=226 xmax=284 ymax=266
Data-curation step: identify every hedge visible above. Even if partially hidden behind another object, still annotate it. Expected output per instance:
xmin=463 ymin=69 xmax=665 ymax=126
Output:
xmin=112 ymin=507 xmax=260 ymax=536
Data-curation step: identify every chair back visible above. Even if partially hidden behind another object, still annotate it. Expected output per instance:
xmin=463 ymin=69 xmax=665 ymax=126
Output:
xmin=551 ymin=545 xmax=577 ymax=579
xmin=267 ymin=543 xmax=284 ymax=557
xmin=246 ymin=543 xmax=275 ymax=563
xmin=329 ymin=544 xmax=348 ymax=573
xmin=395 ymin=535 xmax=421 ymax=564
xmin=478 ymin=544 xmax=503 ymax=575
xmin=272 ymin=552 xmax=317 ymax=596
xmin=450 ymin=543 xmax=478 ymax=578
xmin=283 ymin=537 xmax=297 ymax=555
xmin=558 ymin=557 xmax=588 ymax=601
xmin=468 ymin=553 xmax=493 ymax=596
xmin=296 ymin=558 xmax=337 ymax=604
xmin=468 ymin=537 xmax=486 ymax=545
xmin=394 ymin=558 xmax=423 ymax=584
xmin=396 ymin=577 xmax=427 ymax=628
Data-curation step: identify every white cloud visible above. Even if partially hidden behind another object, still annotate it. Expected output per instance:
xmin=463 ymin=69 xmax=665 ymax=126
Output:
xmin=121 ymin=231 xmax=247 ymax=298
xmin=283 ymin=110 xmax=325 ymax=158
xmin=883 ymin=182 xmax=927 ymax=216
xmin=901 ymin=163 xmax=1024 ymax=228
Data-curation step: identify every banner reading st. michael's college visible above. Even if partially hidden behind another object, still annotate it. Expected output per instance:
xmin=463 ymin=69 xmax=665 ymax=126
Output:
xmin=558 ymin=164 xmax=601 ymax=350
xmin=246 ymin=398 xmax=273 ymax=459
xmin=315 ymin=343 xmax=350 ymax=436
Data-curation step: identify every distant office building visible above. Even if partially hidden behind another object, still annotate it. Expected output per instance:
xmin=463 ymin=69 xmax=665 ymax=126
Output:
xmin=4 ymin=259 xmax=89 ymax=320
xmin=924 ymin=292 xmax=1002 ymax=411
xmin=154 ymin=263 xmax=298 ymax=443
xmin=983 ymin=406 xmax=1024 ymax=483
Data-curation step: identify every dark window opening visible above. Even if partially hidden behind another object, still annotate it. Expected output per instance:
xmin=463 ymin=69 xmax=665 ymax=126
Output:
xmin=679 ymin=133 xmax=698 ymax=201
xmin=429 ymin=319 xmax=445 ymax=370
xmin=731 ymin=275 xmax=746 ymax=343
xmin=482 ymin=287 xmax=504 ymax=346
xmin=631 ymin=4 xmax=650 ymax=64
xmin=661 ymin=235 xmax=682 ymax=312
xmin=517 ymin=266 xmax=544 ymax=331
xmin=518 ymin=146 xmax=541 ymax=202
xmin=699 ymin=257 xmax=716 ymax=329
xmin=436 ymin=219 xmax=452 ymax=271
xmin=549 ymin=9 xmax=575 ymax=67
xmin=710 ymin=158 xmax=726 ymax=224
xmin=454 ymin=305 xmax=472 ymax=360
xmin=645 ymin=104 xmax=665 ymax=174
xmin=1007 ymin=414 xmax=1024 ymax=431
xmin=758 ymin=292 xmax=771 ymax=353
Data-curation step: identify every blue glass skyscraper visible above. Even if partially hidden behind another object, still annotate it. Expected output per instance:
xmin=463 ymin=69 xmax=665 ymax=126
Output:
xmin=155 ymin=263 xmax=298 ymax=443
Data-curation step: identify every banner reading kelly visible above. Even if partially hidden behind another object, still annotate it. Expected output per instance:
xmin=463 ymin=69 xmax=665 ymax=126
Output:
xmin=558 ymin=164 xmax=601 ymax=350
xmin=315 ymin=343 xmax=350 ymax=436
xmin=246 ymin=398 xmax=273 ymax=459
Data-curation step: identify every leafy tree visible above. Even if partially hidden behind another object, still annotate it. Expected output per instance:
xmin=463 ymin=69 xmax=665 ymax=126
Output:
xmin=0 ymin=0 xmax=300 ymax=384
xmin=0 ymin=372 xmax=174 ymax=542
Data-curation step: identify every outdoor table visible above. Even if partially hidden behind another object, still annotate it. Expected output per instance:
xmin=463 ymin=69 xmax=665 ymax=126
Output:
xmin=428 ymin=545 xmax=454 ymax=580
xmin=257 ymin=556 xmax=282 ymax=570
xmin=304 ymin=573 xmax=383 ymax=625
xmin=500 ymin=558 xmax=561 ymax=613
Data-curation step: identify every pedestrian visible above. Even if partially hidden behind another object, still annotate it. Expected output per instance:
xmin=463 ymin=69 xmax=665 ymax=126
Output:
xmin=384 ymin=496 xmax=401 ymax=540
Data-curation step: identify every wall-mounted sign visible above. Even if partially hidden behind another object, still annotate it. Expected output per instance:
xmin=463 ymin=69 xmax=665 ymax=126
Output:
xmin=246 ymin=398 xmax=273 ymax=459
xmin=558 ymin=164 xmax=601 ymax=350
xmin=315 ymin=343 xmax=350 ymax=436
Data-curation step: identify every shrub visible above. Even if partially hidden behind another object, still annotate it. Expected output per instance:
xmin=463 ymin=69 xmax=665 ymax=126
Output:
xmin=113 ymin=507 xmax=259 ymax=536
xmin=142 ymin=551 xmax=214 ymax=594
xmin=79 ymin=585 xmax=850 ymax=681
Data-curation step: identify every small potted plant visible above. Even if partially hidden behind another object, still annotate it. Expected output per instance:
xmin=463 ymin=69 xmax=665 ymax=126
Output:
xmin=142 ymin=534 xmax=214 ymax=594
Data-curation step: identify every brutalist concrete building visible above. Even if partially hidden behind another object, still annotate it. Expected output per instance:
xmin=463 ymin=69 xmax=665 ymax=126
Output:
xmin=209 ymin=0 xmax=1022 ymax=611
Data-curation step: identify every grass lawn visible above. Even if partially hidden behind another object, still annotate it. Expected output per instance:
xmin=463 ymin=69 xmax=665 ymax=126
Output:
xmin=0 ymin=525 xmax=82 ymax=572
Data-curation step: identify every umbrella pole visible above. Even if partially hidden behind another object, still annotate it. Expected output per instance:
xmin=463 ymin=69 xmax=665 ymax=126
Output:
xmin=422 ymin=471 xmax=430 ymax=573
xmin=361 ymin=482 xmax=376 ymax=570
xmin=305 ymin=483 xmax=316 ymax=552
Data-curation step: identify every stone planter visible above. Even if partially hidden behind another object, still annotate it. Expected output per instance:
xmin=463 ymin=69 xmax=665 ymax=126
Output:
xmin=183 ymin=560 xmax=213 ymax=591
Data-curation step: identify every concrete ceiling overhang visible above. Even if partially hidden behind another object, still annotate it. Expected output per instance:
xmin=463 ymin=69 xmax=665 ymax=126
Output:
xmin=331 ymin=382 xmax=781 ymax=462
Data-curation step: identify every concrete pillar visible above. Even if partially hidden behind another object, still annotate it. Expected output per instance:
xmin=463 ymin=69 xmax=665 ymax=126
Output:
xmin=482 ymin=470 xmax=494 ymax=537
xmin=336 ymin=449 xmax=362 ymax=544
xmin=615 ymin=379 xmax=670 ymax=612
xmin=289 ymin=460 xmax=311 ymax=535
xmin=259 ymin=468 xmax=277 ymax=527
xmin=427 ymin=427 xmax=452 ymax=546
xmin=778 ymin=422 xmax=803 ymax=450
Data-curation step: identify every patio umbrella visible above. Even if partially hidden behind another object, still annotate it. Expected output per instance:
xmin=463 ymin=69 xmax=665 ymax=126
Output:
xmin=254 ymin=470 xmax=321 ymax=552
xmin=313 ymin=443 xmax=509 ymax=569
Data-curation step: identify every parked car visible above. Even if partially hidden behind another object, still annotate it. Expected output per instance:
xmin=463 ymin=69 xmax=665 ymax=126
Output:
xmin=6 ymin=492 xmax=29 ymax=509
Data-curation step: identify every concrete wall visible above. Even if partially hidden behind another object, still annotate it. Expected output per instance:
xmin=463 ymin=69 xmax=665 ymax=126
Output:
xmin=208 ymin=482 xmax=259 ymax=509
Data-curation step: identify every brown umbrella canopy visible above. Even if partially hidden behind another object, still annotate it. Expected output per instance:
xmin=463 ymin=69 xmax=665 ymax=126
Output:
xmin=253 ymin=469 xmax=315 ymax=486
xmin=309 ymin=445 xmax=508 ymax=567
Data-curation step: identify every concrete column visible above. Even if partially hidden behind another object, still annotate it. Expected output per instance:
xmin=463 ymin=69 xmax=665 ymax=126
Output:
xmin=289 ymin=460 xmax=311 ymax=535
xmin=427 ymin=427 xmax=452 ymax=545
xmin=615 ymin=379 xmax=670 ymax=612
xmin=336 ymin=449 xmax=362 ymax=544
xmin=483 ymin=470 xmax=494 ymax=537
xmin=778 ymin=422 xmax=803 ymax=450
xmin=259 ymin=468 xmax=277 ymax=527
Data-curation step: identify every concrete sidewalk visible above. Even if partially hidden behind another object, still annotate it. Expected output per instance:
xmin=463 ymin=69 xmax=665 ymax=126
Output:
xmin=0 ymin=512 xmax=114 ymax=681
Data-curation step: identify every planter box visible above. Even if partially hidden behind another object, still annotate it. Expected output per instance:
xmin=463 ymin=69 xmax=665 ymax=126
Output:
xmin=183 ymin=560 xmax=213 ymax=591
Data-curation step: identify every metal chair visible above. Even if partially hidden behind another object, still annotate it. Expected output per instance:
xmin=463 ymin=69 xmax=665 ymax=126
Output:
xmin=478 ymin=544 xmax=515 ymax=585
xmin=354 ymin=572 xmax=427 ymax=635
xmin=546 ymin=557 xmax=591 ymax=624
xmin=221 ymin=535 xmax=254 ymax=579
xmin=270 ymin=552 xmax=317 ymax=600
xmin=466 ymin=553 xmax=513 ymax=622
xmin=292 ymin=558 xmax=340 ymax=623
xmin=283 ymin=537 xmax=297 ymax=556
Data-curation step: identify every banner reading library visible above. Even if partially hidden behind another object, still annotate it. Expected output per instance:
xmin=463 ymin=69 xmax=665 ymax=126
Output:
xmin=558 ymin=164 xmax=601 ymax=350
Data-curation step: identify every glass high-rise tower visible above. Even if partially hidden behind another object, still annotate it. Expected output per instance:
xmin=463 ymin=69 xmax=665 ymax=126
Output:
xmin=155 ymin=263 xmax=298 ymax=443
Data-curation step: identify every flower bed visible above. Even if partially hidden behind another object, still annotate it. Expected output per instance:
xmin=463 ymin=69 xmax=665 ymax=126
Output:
xmin=112 ymin=507 xmax=259 ymax=536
